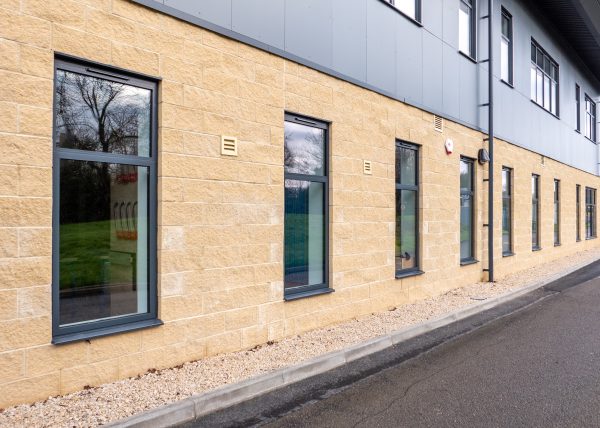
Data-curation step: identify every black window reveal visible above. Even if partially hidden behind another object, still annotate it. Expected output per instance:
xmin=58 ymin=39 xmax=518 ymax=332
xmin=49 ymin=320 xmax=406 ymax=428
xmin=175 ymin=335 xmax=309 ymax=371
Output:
xmin=459 ymin=0 xmax=476 ymax=59
xmin=576 ymin=84 xmax=581 ymax=132
xmin=530 ymin=40 xmax=559 ymax=116
xmin=385 ymin=0 xmax=421 ymax=21
xmin=585 ymin=95 xmax=597 ymax=142
xmin=284 ymin=114 xmax=330 ymax=299
xmin=502 ymin=167 xmax=513 ymax=255
xmin=532 ymin=174 xmax=541 ymax=250
xmin=576 ymin=184 xmax=581 ymax=241
xmin=460 ymin=158 xmax=475 ymax=263
xmin=586 ymin=187 xmax=597 ymax=239
xmin=500 ymin=8 xmax=513 ymax=85
xmin=395 ymin=142 xmax=420 ymax=276
xmin=52 ymin=57 xmax=159 ymax=343
xmin=554 ymin=179 xmax=560 ymax=246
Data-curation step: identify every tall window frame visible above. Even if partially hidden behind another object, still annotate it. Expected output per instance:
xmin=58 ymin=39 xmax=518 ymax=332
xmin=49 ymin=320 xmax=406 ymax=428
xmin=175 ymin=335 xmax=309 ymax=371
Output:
xmin=395 ymin=142 xmax=421 ymax=277
xmin=283 ymin=113 xmax=331 ymax=300
xmin=502 ymin=167 xmax=513 ymax=256
xmin=585 ymin=94 xmax=597 ymax=142
xmin=575 ymin=84 xmax=581 ymax=132
xmin=500 ymin=8 xmax=513 ymax=85
xmin=460 ymin=157 xmax=476 ymax=264
xmin=530 ymin=40 xmax=559 ymax=116
xmin=532 ymin=174 xmax=541 ymax=250
xmin=459 ymin=0 xmax=477 ymax=60
xmin=586 ymin=187 xmax=597 ymax=239
xmin=52 ymin=56 xmax=160 ymax=344
xmin=553 ymin=179 xmax=560 ymax=246
xmin=384 ymin=0 xmax=422 ymax=22
xmin=576 ymin=184 xmax=581 ymax=242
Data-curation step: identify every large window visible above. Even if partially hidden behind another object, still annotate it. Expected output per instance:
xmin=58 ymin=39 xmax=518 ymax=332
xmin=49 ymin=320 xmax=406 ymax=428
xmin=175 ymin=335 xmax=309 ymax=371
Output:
xmin=500 ymin=8 xmax=513 ymax=85
xmin=554 ymin=179 xmax=560 ymax=246
xmin=586 ymin=187 xmax=597 ymax=239
xmin=395 ymin=142 xmax=419 ymax=276
xmin=52 ymin=57 xmax=159 ymax=342
xmin=576 ymin=185 xmax=581 ymax=241
xmin=585 ymin=95 xmax=597 ymax=142
xmin=284 ymin=114 xmax=329 ymax=299
xmin=502 ymin=167 xmax=513 ymax=255
xmin=576 ymin=84 xmax=581 ymax=132
xmin=385 ymin=0 xmax=421 ymax=21
xmin=460 ymin=158 xmax=475 ymax=262
xmin=459 ymin=0 xmax=476 ymax=59
xmin=532 ymin=174 xmax=540 ymax=250
xmin=530 ymin=40 xmax=559 ymax=116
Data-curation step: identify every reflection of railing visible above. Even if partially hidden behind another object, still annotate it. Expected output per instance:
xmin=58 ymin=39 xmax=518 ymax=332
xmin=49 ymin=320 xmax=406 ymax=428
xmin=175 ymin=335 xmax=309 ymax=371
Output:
xmin=113 ymin=201 xmax=138 ymax=240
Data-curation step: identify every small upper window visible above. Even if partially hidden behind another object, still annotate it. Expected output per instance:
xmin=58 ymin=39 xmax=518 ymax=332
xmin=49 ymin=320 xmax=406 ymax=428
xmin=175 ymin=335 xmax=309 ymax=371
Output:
xmin=500 ymin=8 xmax=513 ymax=85
xmin=530 ymin=40 xmax=559 ymax=116
xmin=459 ymin=0 xmax=476 ymax=59
xmin=386 ymin=0 xmax=421 ymax=21
xmin=575 ymin=84 xmax=581 ymax=132
xmin=585 ymin=95 xmax=597 ymax=142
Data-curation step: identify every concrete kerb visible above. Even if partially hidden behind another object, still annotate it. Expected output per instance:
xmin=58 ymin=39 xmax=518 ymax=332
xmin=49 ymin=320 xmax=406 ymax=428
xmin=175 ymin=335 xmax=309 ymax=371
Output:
xmin=107 ymin=262 xmax=594 ymax=428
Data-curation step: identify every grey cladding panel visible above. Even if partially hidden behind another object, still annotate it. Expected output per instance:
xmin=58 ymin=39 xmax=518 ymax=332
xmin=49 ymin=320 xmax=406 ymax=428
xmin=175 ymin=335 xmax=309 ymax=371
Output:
xmin=331 ymin=0 xmax=367 ymax=82
xmin=231 ymin=0 xmax=284 ymax=49
xmin=422 ymin=0 xmax=443 ymax=39
xmin=164 ymin=0 xmax=232 ymax=28
xmin=443 ymin=44 xmax=460 ymax=118
xmin=366 ymin=0 xmax=396 ymax=95
xmin=422 ymin=32 xmax=443 ymax=111
xmin=285 ymin=0 xmax=333 ymax=68
xmin=443 ymin=0 xmax=459 ymax=49
xmin=396 ymin=18 xmax=422 ymax=104
xmin=458 ymin=56 xmax=478 ymax=125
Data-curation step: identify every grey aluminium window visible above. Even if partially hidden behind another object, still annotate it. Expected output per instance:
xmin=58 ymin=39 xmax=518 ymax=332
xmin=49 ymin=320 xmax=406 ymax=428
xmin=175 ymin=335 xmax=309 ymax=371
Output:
xmin=500 ymin=8 xmax=513 ymax=85
xmin=284 ymin=114 xmax=330 ymax=299
xmin=532 ymin=174 xmax=541 ymax=250
xmin=395 ymin=142 xmax=420 ymax=276
xmin=576 ymin=84 xmax=581 ymax=132
xmin=576 ymin=184 xmax=581 ymax=241
xmin=586 ymin=187 xmax=597 ymax=239
xmin=585 ymin=95 xmax=597 ymax=142
xmin=459 ymin=0 xmax=476 ymax=59
xmin=554 ymin=179 xmax=560 ymax=246
xmin=52 ymin=56 xmax=160 ymax=344
xmin=460 ymin=157 xmax=475 ymax=263
xmin=502 ymin=167 xmax=513 ymax=255
xmin=530 ymin=40 xmax=559 ymax=116
xmin=384 ymin=0 xmax=421 ymax=22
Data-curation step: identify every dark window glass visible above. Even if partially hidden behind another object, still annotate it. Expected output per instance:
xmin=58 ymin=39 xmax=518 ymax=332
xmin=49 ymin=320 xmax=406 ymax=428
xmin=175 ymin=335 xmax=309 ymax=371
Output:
xmin=585 ymin=95 xmax=597 ymax=142
xmin=460 ymin=158 xmax=475 ymax=261
xmin=284 ymin=116 xmax=328 ymax=296
xmin=586 ymin=187 xmax=597 ymax=239
xmin=530 ymin=40 xmax=559 ymax=116
xmin=502 ymin=168 xmax=512 ymax=255
xmin=576 ymin=184 xmax=581 ymax=241
xmin=53 ymin=58 xmax=157 ymax=340
xmin=576 ymin=84 xmax=581 ymax=132
xmin=554 ymin=179 xmax=560 ymax=245
xmin=532 ymin=174 xmax=540 ymax=249
xmin=500 ymin=9 xmax=513 ymax=85
xmin=395 ymin=143 xmax=419 ymax=274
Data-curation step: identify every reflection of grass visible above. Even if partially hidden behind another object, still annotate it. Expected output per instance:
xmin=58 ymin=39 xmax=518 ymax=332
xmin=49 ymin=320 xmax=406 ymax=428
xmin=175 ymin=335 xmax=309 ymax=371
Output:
xmin=284 ymin=213 xmax=323 ymax=271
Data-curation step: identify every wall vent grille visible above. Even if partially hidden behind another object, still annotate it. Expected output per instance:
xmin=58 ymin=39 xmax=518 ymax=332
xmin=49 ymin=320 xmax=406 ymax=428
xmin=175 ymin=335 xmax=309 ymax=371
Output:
xmin=363 ymin=160 xmax=373 ymax=175
xmin=221 ymin=136 xmax=238 ymax=156
xmin=433 ymin=115 xmax=444 ymax=132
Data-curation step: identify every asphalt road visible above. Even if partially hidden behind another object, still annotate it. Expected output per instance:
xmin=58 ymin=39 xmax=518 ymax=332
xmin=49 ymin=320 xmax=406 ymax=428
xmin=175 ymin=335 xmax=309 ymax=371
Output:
xmin=265 ymin=273 xmax=600 ymax=428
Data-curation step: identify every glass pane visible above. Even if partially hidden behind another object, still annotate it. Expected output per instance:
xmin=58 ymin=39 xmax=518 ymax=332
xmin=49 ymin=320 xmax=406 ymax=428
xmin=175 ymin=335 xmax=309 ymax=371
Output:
xmin=396 ymin=190 xmax=417 ymax=271
xmin=460 ymin=159 xmax=472 ymax=192
xmin=537 ymin=49 xmax=544 ymax=67
xmin=536 ymin=70 xmax=543 ymax=104
xmin=501 ymin=40 xmax=509 ymax=82
xmin=502 ymin=196 xmax=511 ymax=253
xmin=530 ymin=67 xmax=536 ymax=100
xmin=501 ymin=15 xmax=509 ymax=38
xmin=397 ymin=145 xmax=417 ymax=185
xmin=284 ymin=180 xmax=325 ymax=289
xmin=59 ymin=160 xmax=149 ymax=326
xmin=284 ymin=121 xmax=325 ymax=176
xmin=459 ymin=3 xmax=471 ymax=55
xmin=460 ymin=193 xmax=473 ymax=260
xmin=394 ymin=0 xmax=416 ymax=19
xmin=531 ymin=43 xmax=536 ymax=62
xmin=532 ymin=200 xmax=539 ymax=247
xmin=543 ymin=75 xmax=550 ymax=110
xmin=55 ymin=70 xmax=151 ymax=156
xmin=551 ymin=81 xmax=557 ymax=115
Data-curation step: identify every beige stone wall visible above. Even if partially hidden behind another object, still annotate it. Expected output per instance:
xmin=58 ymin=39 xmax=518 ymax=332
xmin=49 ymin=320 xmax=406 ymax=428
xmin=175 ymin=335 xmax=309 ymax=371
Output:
xmin=0 ymin=0 xmax=598 ymax=408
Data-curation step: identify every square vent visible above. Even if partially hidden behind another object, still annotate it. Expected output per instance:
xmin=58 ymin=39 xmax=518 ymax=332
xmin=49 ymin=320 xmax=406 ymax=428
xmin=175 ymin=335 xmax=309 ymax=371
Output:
xmin=221 ymin=136 xmax=238 ymax=156
xmin=433 ymin=115 xmax=444 ymax=132
xmin=363 ymin=160 xmax=373 ymax=175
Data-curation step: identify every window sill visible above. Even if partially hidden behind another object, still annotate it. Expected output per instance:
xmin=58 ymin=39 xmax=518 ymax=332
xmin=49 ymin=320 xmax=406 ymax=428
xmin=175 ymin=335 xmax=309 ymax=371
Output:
xmin=460 ymin=258 xmax=479 ymax=266
xmin=554 ymin=243 xmax=561 ymax=247
xmin=52 ymin=318 xmax=163 ymax=345
xmin=532 ymin=246 xmax=542 ymax=252
xmin=577 ymin=238 xmax=582 ymax=242
xmin=284 ymin=287 xmax=334 ymax=301
xmin=377 ymin=0 xmax=422 ymax=27
xmin=586 ymin=236 xmax=597 ymax=240
xmin=530 ymin=99 xmax=560 ymax=120
xmin=500 ymin=79 xmax=514 ymax=89
xmin=395 ymin=269 xmax=425 ymax=280
xmin=502 ymin=251 xmax=515 ymax=257
xmin=458 ymin=50 xmax=478 ymax=64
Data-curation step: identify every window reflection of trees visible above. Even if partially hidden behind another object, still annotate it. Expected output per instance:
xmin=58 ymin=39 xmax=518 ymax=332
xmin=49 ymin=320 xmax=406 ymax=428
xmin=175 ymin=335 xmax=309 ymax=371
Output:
xmin=284 ymin=123 xmax=324 ymax=178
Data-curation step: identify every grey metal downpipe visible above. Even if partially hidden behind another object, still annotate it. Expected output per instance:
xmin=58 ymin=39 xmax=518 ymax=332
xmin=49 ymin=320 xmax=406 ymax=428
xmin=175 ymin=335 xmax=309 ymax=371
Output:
xmin=487 ymin=0 xmax=495 ymax=282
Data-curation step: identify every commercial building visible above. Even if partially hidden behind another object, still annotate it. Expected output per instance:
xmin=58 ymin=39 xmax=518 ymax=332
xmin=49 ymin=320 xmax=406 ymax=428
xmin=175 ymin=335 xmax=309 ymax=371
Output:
xmin=0 ymin=0 xmax=599 ymax=407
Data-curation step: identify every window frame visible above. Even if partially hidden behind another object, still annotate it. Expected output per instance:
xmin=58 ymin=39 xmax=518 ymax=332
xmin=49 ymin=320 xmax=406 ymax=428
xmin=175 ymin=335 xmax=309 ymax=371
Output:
xmin=532 ymin=174 xmax=541 ymax=251
xmin=576 ymin=184 xmax=581 ymax=242
xmin=500 ymin=8 xmax=513 ymax=86
xmin=395 ymin=141 xmax=422 ymax=278
xmin=51 ymin=55 xmax=161 ymax=344
xmin=382 ymin=0 xmax=422 ymax=24
xmin=575 ymin=84 xmax=581 ymax=133
xmin=460 ymin=156 xmax=476 ymax=264
xmin=530 ymin=39 xmax=559 ymax=117
xmin=283 ymin=113 xmax=331 ymax=301
xmin=554 ymin=179 xmax=560 ymax=246
xmin=586 ymin=187 xmax=597 ymax=240
xmin=459 ymin=0 xmax=477 ymax=60
xmin=502 ymin=167 xmax=513 ymax=256
xmin=585 ymin=94 xmax=597 ymax=142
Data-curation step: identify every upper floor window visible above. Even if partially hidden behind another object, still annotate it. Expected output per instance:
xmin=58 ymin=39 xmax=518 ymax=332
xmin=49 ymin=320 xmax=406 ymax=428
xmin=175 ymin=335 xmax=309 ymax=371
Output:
xmin=386 ymin=0 xmax=421 ymax=21
xmin=576 ymin=84 xmax=581 ymax=132
xmin=459 ymin=0 xmax=476 ymax=59
xmin=500 ymin=8 xmax=513 ymax=85
xmin=585 ymin=95 xmax=597 ymax=142
xmin=530 ymin=40 xmax=559 ymax=116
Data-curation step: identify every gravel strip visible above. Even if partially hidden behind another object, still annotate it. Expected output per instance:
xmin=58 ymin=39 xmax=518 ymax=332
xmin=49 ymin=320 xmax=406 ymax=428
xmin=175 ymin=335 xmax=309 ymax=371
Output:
xmin=2 ymin=248 xmax=599 ymax=428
